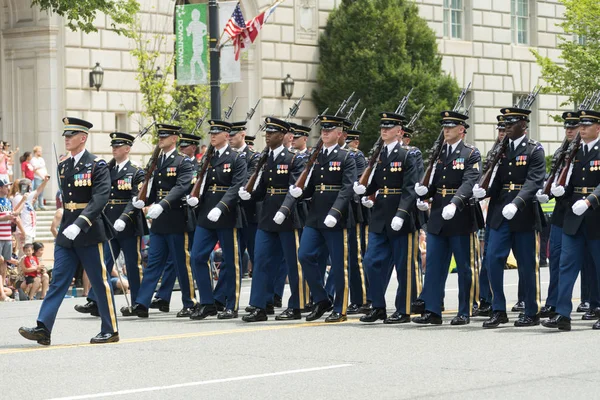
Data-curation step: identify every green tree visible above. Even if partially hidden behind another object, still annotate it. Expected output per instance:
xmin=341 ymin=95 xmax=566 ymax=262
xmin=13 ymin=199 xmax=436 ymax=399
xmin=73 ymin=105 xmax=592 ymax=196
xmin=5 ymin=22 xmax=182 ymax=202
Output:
xmin=532 ymin=0 xmax=600 ymax=109
xmin=31 ymin=0 xmax=140 ymax=34
xmin=313 ymin=0 xmax=460 ymax=153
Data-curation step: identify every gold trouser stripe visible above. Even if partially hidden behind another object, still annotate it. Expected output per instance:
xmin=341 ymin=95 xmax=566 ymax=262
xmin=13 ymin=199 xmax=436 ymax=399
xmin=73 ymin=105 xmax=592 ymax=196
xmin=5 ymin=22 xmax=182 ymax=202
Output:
xmin=474 ymin=233 xmax=481 ymax=303
xmin=341 ymin=229 xmax=349 ymax=315
xmin=468 ymin=233 xmax=475 ymax=316
xmin=98 ymin=243 xmax=117 ymax=332
xmin=413 ymin=232 xmax=421 ymax=294
xmin=208 ymin=261 xmax=215 ymax=291
xmin=137 ymin=236 xmax=143 ymax=283
xmin=183 ymin=232 xmax=196 ymax=304
xmin=406 ymin=232 xmax=413 ymax=315
xmin=365 ymin=225 xmax=369 ymax=251
xmin=355 ymin=224 xmax=367 ymax=305
xmin=304 ymin=281 xmax=310 ymax=307
xmin=535 ymin=235 xmax=541 ymax=313
xmin=294 ymin=230 xmax=305 ymax=308
xmin=233 ymin=228 xmax=241 ymax=310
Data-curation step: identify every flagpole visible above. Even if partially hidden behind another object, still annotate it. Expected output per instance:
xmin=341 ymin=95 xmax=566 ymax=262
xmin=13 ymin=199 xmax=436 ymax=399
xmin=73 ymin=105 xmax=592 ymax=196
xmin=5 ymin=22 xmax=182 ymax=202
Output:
xmin=209 ymin=0 xmax=221 ymax=119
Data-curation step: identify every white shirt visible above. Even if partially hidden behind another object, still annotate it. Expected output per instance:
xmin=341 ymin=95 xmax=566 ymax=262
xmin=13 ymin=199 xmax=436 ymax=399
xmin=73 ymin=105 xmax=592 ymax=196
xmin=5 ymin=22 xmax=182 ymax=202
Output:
xmin=322 ymin=144 xmax=337 ymax=155
xmin=116 ymin=159 xmax=129 ymax=172
xmin=70 ymin=149 xmax=86 ymax=165
xmin=30 ymin=156 xmax=47 ymax=179
xmin=237 ymin=144 xmax=247 ymax=153
xmin=161 ymin=147 xmax=177 ymax=160
xmin=446 ymin=139 xmax=462 ymax=156
xmin=270 ymin=145 xmax=285 ymax=160
xmin=582 ymin=137 xmax=600 ymax=153
xmin=509 ymin=135 xmax=526 ymax=150
xmin=384 ymin=141 xmax=398 ymax=155
xmin=11 ymin=193 xmax=36 ymax=238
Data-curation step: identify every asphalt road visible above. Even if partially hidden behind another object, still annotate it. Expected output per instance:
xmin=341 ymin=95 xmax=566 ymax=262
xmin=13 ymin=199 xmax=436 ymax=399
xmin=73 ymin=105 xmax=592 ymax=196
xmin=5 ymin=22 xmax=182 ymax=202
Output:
xmin=0 ymin=268 xmax=596 ymax=400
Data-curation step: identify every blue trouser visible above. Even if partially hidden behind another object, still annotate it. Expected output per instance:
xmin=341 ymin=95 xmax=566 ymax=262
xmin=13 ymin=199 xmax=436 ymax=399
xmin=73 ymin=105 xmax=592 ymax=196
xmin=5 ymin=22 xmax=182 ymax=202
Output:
xmin=33 ymin=177 xmax=45 ymax=208
xmin=364 ymin=230 xmax=418 ymax=313
xmin=38 ymin=244 xmax=118 ymax=334
xmin=239 ymin=223 xmax=257 ymax=274
xmin=136 ymin=232 xmax=196 ymax=309
xmin=421 ymin=233 xmax=477 ymax=317
xmin=479 ymin=227 xmax=492 ymax=303
xmin=348 ymin=223 xmax=368 ymax=305
xmin=487 ymin=221 xmax=540 ymax=316
xmin=88 ymin=236 xmax=143 ymax=304
xmin=582 ymin=251 xmax=598 ymax=306
xmin=556 ymin=226 xmax=600 ymax=318
xmin=154 ymin=228 xmax=195 ymax=304
xmin=191 ymin=226 xmax=241 ymax=311
xmin=249 ymin=229 xmax=305 ymax=309
xmin=545 ymin=225 xmax=562 ymax=307
xmin=298 ymin=227 xmax=349 ymax=314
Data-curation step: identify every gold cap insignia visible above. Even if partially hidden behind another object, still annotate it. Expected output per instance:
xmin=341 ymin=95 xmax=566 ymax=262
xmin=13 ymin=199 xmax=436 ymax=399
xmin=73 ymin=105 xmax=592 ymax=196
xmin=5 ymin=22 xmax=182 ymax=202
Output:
xmin=582 ymin=111 xmax=587 ymax=115
xmin=445 ymin=112 xmax=449 ymax=117
xmin=505 ymin=109 xmax=510 ymax=113
xmin=567 ymin=113 xmax=572 ymax=117
xmin=267 ymin=118 xmax=271 ymax=123
xmin=383 ymin=113 xmax=387 ymax=118
xmin=111 ymin=133 xmax=116 ymax=138
xmin=63 ymin=117 xmax=69 ymax=124
xmin=210 ymin=121 xmax=215 ymax=125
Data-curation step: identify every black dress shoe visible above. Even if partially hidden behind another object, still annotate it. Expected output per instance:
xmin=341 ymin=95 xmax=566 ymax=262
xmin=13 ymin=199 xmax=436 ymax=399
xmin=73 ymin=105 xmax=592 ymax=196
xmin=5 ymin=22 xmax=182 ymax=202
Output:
xmin=540 ymin=306 xmax=557 ymax=318
xmin=306 ymin=300 xmax=333 ymax=322
xmin=576 ymin=301 xmax=591 ymax=313
xmin=347 ymin=303 xmax=361 ymax=315
xmin=411 ymin=299 xmax=425 ymax=315
xmin=325 ymin=311 xmax=347 ymax=322
xmin=247 ymin=304 xmax=275 ymax=315
xmin=242 ymin=308 xmax=268 ymax=322
xmin=274 ymin=294 xmax=283 ymax=308
xmin=384 ymin=311 xmax=411 ymax=324
xmin=215 ymin=300 xmax=226 ymax=312
xmin=593 ymin=319 xmax=600 ymax=330
xmin=511 ymin=301 xmax=525 ymax=312
xmin=149 ymin=298 xmax=170 ymax=312
xmin=482 ymin=311 xmax=509 ymax=328
xmin=303 ymin=302 xmax=314 ymax=313
xmin=218 ymin=309 xmax=238 ymax=319
xmin=360 ymin=308 xmax=387 ymax=323
xmin=450 ymin=315 xmax=470 ymax=325
xmin=132 ymin=304 xmax=149 ymax=318
xmin=412 ymin=312 xmax=442 ymax=325
xmin=358 ymin=303 xmax=372 ymax=314
xmin=275 ymin=308 xmax=302 ymax=320
xmin=90 ymin=332 xmax=120 ymax=344
xmin=475 ymin=302 xmax=492 ymax=317
xmin=120 ymin=306 xmax=134 ymax=317
xmin=514 ymin=314 xmax=540 ymax=327
xmin=542 ymin=314 xmax=571 ymax=331
xmin=582 ymin=307 xmax=600 ymax=321
xmin=74 ymin=301 xmax=99 ymax=316
xmin=176 ymin=307 xmax=194 ymax=318
xmin=18 ymin=325 xmax=51 ymax=346
xmin=190 ymin=304 xmax=217 ymax=320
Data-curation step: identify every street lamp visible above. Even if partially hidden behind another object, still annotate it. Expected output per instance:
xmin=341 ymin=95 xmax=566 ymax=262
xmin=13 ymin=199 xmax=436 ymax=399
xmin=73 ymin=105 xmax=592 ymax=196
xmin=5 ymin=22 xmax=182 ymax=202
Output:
xmin=281 ymin=74 xmax=294 ymax=99
xmin=154 ymin=66 xmax=164 ymax=80
xmin=89 ymin=62 xmax=104 ymax=92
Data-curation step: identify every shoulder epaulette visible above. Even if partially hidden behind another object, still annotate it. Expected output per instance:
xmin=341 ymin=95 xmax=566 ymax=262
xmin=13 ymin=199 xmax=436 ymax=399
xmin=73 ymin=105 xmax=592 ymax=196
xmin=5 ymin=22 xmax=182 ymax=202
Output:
xmin=238 ymin=151 xmax=246 ymax=158
xmin=347 ymin=147 xmax=357 ymax=153
xmin=295 ymin=152 xmax=307 ymax=158
xmin=94 ymin=157 xmax=105 ymax=163
xmin=251 ymin=152 xmax=261 ymax=159
xmin=464 ymin=143 xmax=475 ymax=149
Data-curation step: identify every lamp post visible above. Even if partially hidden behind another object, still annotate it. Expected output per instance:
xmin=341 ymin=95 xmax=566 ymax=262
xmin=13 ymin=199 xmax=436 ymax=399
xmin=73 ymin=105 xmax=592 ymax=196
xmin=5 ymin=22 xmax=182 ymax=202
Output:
xmin=89 ymin=62 xmax=104 ymax=92
xmin=154 ymin=66 xmax=164 ymax=80
xmin=281 ymin=74 xmax=294 ymax=99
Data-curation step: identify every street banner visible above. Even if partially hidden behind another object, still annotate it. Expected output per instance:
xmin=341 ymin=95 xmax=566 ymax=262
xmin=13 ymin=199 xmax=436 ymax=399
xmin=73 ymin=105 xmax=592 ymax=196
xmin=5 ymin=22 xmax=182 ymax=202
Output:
xmin=175 ymin=3 xmax=209 ymax=85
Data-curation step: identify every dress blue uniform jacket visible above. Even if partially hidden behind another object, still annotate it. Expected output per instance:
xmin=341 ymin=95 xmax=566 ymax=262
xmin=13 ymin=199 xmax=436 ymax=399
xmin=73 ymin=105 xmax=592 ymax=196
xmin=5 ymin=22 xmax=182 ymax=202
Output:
xmin=56 ymin=150 xmax=113 ymax=248
xmin=240 ymin=146 xmax=261 ymax=225
xmin=549 ymin=147 xmax=570 ymax=227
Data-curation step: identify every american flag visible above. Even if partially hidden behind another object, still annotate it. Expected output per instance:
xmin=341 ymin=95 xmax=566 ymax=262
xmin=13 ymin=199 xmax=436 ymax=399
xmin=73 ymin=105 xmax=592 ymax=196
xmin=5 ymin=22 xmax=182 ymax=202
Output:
xmin=224 ymin=4 xmax=246 ymax=60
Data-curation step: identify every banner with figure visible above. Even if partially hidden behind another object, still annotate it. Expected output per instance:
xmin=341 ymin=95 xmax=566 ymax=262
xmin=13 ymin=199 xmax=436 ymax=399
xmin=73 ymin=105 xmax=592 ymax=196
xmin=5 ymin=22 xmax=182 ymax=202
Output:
xmin=175 ymin=4 xmax=209 ymax=85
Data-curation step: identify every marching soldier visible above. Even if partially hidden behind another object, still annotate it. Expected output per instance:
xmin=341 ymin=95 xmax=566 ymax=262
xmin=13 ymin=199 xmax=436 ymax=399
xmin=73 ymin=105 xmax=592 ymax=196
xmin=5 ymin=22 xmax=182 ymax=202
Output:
xmin=543 ymin=109 xmax=600 ymax=331
xmin=240 ymin=118 xmax=307 ymax=321
xmin=187 ymin=120 xmax=247 ymax=320
xmin=412 ymin=111 xmax=482 ymax=325
xmin=150 ymin=132 xmax=200 ymax=316
xmin=347 ymin=128 xmax=370 ymax=265
xmin=291 ymin=115 xmax=357 ymax=322
xmin=354 ymin=112 xmax=420 ymax=324
xmin=19 ymin=117 xmax=119 ymax=345
xmin=292 ymin=124 xmax=309 ymax=154
xmin=129 ymin=124 xmax=197 ymax=318
xmin=473 ymin=106 xmax=545 ymax=328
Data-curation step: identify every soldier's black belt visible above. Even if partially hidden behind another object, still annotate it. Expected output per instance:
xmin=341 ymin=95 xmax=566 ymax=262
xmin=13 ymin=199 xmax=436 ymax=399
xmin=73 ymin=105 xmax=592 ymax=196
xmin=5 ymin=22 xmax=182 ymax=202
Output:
xmin=267 ymin=187 xmax=288 ymax=195
xmin=208 ymin=185 xmax=229 ymax=193
xmin=64 ymin=202 xmax=88 ymax=211
xmin=107 ymin=199 xmax=129 ymax=205
xmin=436 ymin=188 xmax=457 ymax=196
xmin=502 ymin=183 xmax=523 ymax=191
xmin=574 ymin=187 xmax=596 ymax=195
xmin=378 ymin=187 xmax=402 ymax=195
xmin=318 ymin=184 xmax=342 ymax=192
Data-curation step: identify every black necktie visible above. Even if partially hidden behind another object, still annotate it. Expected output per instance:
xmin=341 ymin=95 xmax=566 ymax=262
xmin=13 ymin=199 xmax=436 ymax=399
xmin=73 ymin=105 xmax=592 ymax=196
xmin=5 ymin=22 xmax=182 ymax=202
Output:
xmin=67 ymin=157 xmax=75 ymax=171
xmin=323 ymin=149 xmax=329 ymax=157
xmin=214 ymin=150 xmax=220 ymax=160
xmin=510 ymin=142 xmax=515 ymax=154
xmin=381 ymin=146 xmax=388 ymax=163
xmin=269 ymin=151 xmax=275 ymax=165
xmin=583 ymin=145 xmax=588 ymax=157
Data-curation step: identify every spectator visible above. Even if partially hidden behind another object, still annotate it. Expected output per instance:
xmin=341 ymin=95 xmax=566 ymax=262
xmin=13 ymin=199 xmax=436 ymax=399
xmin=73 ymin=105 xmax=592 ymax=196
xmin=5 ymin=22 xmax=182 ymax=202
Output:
xmin=3 ymin=141 xmax=17 ymax=182
xmin=0 ymin=142 xmax=9 ymax=182
xmin=30 ymin=146 xmax=48 ymax=210
xmin=197 ymin=144 xmax=207 ymax=161
xmin=20 ymin=152 xmax=34 ymax=180
xmin=33 ymin=242 xmax=48 ymax=299
xmin=21 ymin=243 xmax=40 ymax=300
xmin=10 ymin=176 xmax=49 ymax=247
xmin=0 ymin=178 xmax=16 ymax=303
xmin=5 ymin=235 xmax=20 ymax=288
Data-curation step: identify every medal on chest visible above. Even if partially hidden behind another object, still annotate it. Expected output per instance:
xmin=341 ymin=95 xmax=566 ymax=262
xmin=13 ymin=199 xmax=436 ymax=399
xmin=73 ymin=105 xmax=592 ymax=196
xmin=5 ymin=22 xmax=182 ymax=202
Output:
xmin=167 ymin=167 xmax=177 ymax=177
xmin=223 ymin=163 xmax=231 ymax=173
xmin=329 ymin=161 xmax=340 ymax=171
xmin=276 ymin=164 xmax=288 ymax=174
xmin=390 ymin=162 xmax=402 ymax=172
xmin=516 ymin=155 xmax=527 ymax=166
xmin=453 ymin=158 xmax=464 ymax=170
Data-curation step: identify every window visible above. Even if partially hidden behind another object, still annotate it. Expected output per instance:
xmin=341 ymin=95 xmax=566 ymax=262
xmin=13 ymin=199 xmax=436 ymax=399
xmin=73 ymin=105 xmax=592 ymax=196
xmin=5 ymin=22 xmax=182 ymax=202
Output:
xmin=575 ymin=34 xmax=587 ymax=45
xmin=443 ymin=0 xmax=463 ymax=40
xmin=511 ymin=0 xmax=529 ymax=45
xmin=115 ymin=113 xmax=128 ymax=133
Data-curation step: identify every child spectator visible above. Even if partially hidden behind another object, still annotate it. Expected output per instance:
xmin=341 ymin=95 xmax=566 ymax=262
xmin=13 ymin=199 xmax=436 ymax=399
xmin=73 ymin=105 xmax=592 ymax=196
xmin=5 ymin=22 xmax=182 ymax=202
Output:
xmin=21 ymin=243 xmax=40 ymax=300
xmin=20 ymin=152 xmax=34 ymax=180
xmin=33 ymin=242 xmax=48 ymax=299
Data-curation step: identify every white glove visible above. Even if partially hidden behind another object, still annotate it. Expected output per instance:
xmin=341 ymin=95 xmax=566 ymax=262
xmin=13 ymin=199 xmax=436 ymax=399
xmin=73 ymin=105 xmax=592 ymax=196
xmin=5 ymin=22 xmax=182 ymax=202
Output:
xmin=113 ymin=219 xmax=126 ymax=232
xmin=502 ymin=203 xmax=518 ymax=220
xmin=442 ymin=203 xmax=456 ymax=220
xmin=391 ymin=217 xmax=404 ymax=231
xmin=62 ymin=224 xmax=81 ymax=240
xmin=147 ymin=204 xmax=164 ymax=219
xmin=353 ymin=182 xmax=366 ymax=195
xmin=132 ymin=196 xmax=145 ymax=209
xmin=415 ymin=183 xmax=429 ymax=196
xmin=472 ymin=184 xmax=486 ymax=199
xmin=186 ymin=195 xmax=199 ymax=207
xmin=551 ymin=182 xmax=565 ymax=197
xmin=238 ymin=187 xmax=251 ymax=201
xmin=273 ymin=211 xmax=286 ymax=225
xmin=416 ymin=199 xmax=429 ymax=211
xmin=536 ymin=189 xmax=549 ymax=204
xmin=324 ymin=215 xmax=337 ymax=228
xmin=207 ymin=207 xmax=222 ymax=222
xmin=289 ymin=185 xmax=303 ymax=198
xmin=572 ymin=199 xmax=589 ymax=216
xmin=361 ymin=196 xmax=374 ymax=208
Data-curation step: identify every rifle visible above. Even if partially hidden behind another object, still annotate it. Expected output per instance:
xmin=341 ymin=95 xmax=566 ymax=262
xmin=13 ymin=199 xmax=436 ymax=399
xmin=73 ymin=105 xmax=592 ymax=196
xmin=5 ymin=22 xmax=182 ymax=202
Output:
xmin=169 ymin=98 xmax=184 ymax=122
xmin=352 ymin=108 xmax=367 ymax=130
xmin=294 ymin=139 xmax=324 ymax=189
xmin=395 ymin=87 xmax=414 ymax=115
xmin=245 ymin=147 xmax=269 ymax=193
xmin=478 ymin=135 xmax=509 ymax=190
xmin=359 ymin=138 xmax=383 ymax=187
xmin=53 ymin=143 xmax=63 ymax=199
xmin=345 ymin=99 xmax=361 ymax=120
xmin=245 ymin=99 xmax=261 ymax=122
xmin=133 ymin=120 xmax=156 ymax=142
xmin=309 ymin=108 xmax=329 ymax=128
xmin=191 ymin=109 xmax=210 ymax=135
xmin=190 ymin=144 xmax=216 ymax=198
xmin=420 ymin=82 xmax=471 ymax=185
xmin=285 ymin=95 xmax=304 ymax=121
xmin=404 ymin=106 xmax=425 ymax=131
xmin=334 ymin=92 xmax=355 ymax=116
xmin=543 ymin=135 xmax=570 ymax=194
xmin=224 ymin=97 xmax=238 ymax=120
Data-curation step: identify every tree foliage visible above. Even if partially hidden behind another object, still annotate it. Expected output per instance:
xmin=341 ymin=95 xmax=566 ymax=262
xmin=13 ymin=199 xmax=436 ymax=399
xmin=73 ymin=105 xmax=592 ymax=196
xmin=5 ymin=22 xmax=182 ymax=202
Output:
xmin=532 ymin=0 xmax=600 ymax=108
xmin=31 ymin=0 xmax=140 ymax=34
xmin=313 ymin=0 xmax=460 ymax=153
